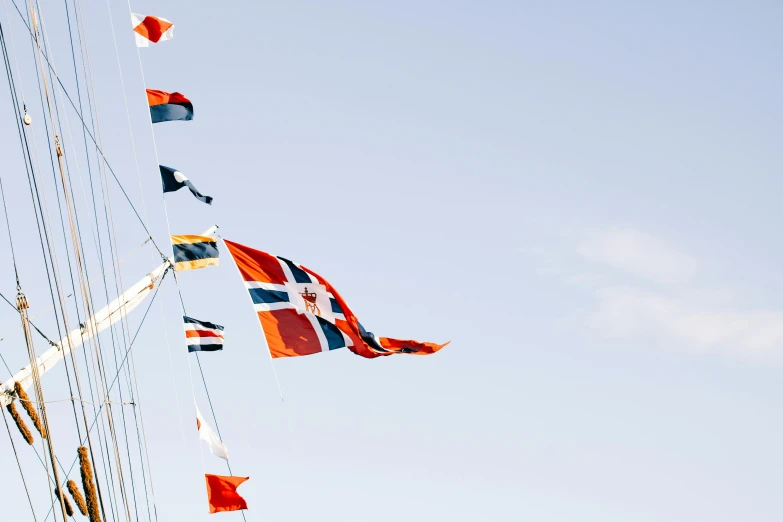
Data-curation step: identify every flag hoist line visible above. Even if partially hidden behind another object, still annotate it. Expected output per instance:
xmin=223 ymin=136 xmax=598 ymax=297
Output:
xmin=124 ymin=0 xmax=249 ymax=515
xmin=100 ymin=1 xmax=168 ymax=518
xmin=221 ymin=236 xmax=287 ymax=403
xmin=97 ymin=0 xmax=204 ymax=513
xmin=222 ymin=235 xmax=299 ymax=458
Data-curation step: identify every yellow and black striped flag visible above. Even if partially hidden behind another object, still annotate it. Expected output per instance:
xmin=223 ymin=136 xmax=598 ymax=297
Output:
xmin=171 ymin=235 xmax=218 ymax=272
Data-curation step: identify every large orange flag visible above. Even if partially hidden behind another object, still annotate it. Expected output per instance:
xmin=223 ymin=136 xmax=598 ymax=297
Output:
xmin=205 ymin=474 xmax=248 ymax=514
xmin=224 ymin=239 xmax=449 ymax=358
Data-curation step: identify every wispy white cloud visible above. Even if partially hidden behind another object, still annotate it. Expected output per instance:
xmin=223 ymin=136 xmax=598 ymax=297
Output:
xmin=524 ymin=226 xmax=783 ymax=361
xmin=589 ymin=286 xmax=783 ymax=359
xmin=577 ymin=227 xmax=697 ymax=284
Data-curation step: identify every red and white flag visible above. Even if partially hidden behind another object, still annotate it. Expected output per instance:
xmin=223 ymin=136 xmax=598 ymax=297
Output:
xmin=131 ymin=13 xmax=174 ymax=47
xmin=196 ymin=405 xmax=228 ymax=460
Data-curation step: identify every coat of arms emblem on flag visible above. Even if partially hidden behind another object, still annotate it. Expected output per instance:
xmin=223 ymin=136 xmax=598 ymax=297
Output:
xmin=224 ymin=239 xmax=448 ymax=359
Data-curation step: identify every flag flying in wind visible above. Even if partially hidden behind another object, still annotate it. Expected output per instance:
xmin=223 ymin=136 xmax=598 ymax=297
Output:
xmin=224 ymin=239 xmax=448 ymax=358
xmin=131 ymin=13 xmax=174 ymax=47
xmin=205 ymin=474 xmax=248 ymax=514
xmin=196 ymin=405 xmax=228 ymax=460
xmin=171 ymin=235 xmax=219 ymax=272
xmin=184 ymin=316 xmax=224 ymax=352
xmin=160 ymin=165 xmax=213 ymax=204
xmin=147 ymin=89 xmax=193 ymax=123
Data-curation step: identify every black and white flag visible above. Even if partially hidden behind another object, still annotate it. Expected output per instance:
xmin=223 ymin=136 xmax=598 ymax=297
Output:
xmin=160 ymin=165 xmax=213 ymax=205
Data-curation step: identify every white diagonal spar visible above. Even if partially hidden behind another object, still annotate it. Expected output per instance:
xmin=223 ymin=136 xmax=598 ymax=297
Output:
xmin=0 ymin=262 xmax=167 ymax=406
xmin=0 ymin=226 xmax=217 ymax=406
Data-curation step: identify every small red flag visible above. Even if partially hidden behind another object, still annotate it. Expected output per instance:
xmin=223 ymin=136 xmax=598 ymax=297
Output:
xmin=205 ymin=474 xmax=249 ymax=514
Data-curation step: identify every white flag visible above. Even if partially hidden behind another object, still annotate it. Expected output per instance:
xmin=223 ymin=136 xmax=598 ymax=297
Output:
xmin=196 ymin=405 xmax=229 ymax=460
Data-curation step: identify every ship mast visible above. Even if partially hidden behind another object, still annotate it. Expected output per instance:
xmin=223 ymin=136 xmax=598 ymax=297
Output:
xmin=0 ymin=0 xmax=188 ymax=518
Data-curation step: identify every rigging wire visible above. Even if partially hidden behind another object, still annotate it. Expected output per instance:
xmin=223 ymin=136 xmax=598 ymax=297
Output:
xmin=4 ymin=0 xmax=87 ymax=446
xmin=3 ymin=6 xmax=158 ymax=520
xmin=26 ymin=0 xmax=92 ymax=453
xmin=1 ymin=404 xmax=39 ymax=521
xmin=0 ymin=27 xmax=78 ymax=497
xmin=23 ymin=397 xmax=136 ymax=406
xmin=222 ymin=238 xmax=286 ymax=401
xmin=0 ymin=14 xmax=123 ymax=520
xmin=59 ymin=9 xmax=145 ymax=504
xmin=38 ymin=266 xmax=168 ymax=522
xmin=2 ymin=2 xmax=140 ymax=519
xmin=65 ymin=8 xmax=141 ymax=518
xmin=0 ymin=352 xmax=64 ymax=480
xmin=1 ymin=1 xmax=243 ymax=520
xmin=22 ymin=5 xmax=130 ymax=521
xmin=21 ymin=287 xmax=71 ymax=522
xmin=34 ymin=16 xmax=148 ymax=514
xmin=7 ymin=0 xmax=167 ymax=260
xmin=63 ymin=2 xmax=138 ymax=512
xmin=30 ymin=0 xmax=165 ymax=518
xmin=0 ymin=236 xmax=151 ymax=348
xmin=0 ymin=352 xmax=87 ymax=508
xmin=67 ymin=0 xmax=159 ymax=516
xmin=173 ymin=272 xmax=249 ymax=522
xmin=0 ymin=290 xmax=58 ymax=345
xmin=0 ymin=176 xmax=20 ymax=287
xmin=1 ymin=8 xmax=105 ymax=522
xmin=103 ymin=1 xmax=196 ymax=518
xmin=121 ymin=0 xmax=253 ymax=516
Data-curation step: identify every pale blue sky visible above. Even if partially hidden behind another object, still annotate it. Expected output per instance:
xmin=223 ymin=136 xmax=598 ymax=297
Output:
xmin=0 ymin=1 xmax=781 ymax=521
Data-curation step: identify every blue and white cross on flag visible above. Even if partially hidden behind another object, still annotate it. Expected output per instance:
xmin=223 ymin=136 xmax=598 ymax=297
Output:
xmin=224 ymin=240 xmax=449 ymax=358
xmin=160 ymin=165 xmax=213 ymax=204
